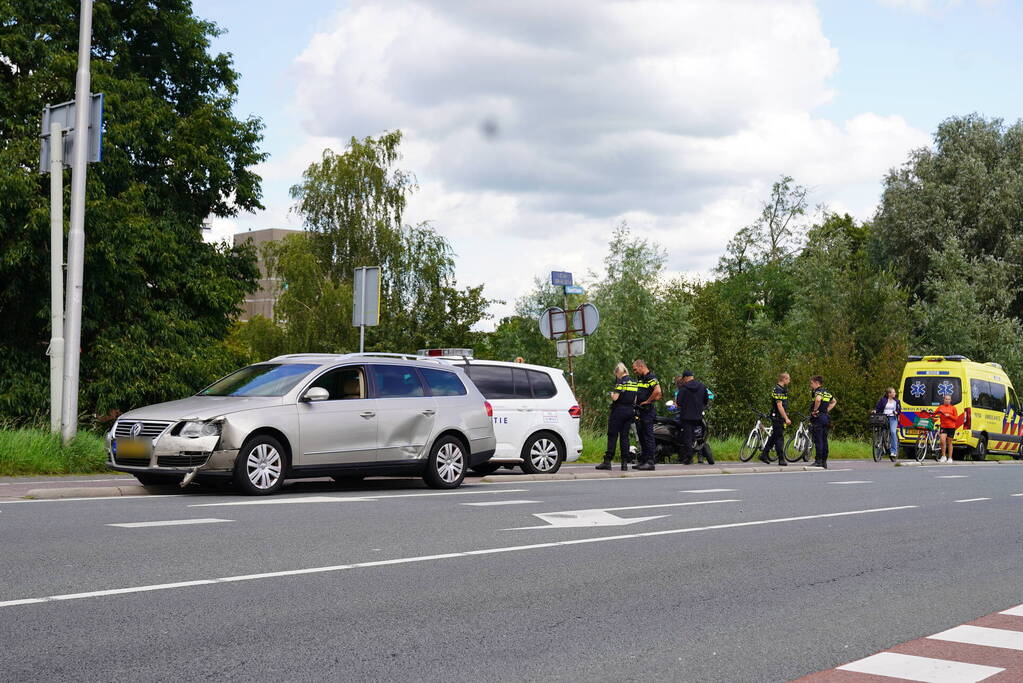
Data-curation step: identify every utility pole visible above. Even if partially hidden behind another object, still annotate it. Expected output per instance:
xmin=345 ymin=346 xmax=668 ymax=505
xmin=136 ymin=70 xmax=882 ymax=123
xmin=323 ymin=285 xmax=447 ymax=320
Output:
xmin=48 ymin=121 xmax=65 ymax=433
xmin=61 ymin=0 xmax=94 ymax=444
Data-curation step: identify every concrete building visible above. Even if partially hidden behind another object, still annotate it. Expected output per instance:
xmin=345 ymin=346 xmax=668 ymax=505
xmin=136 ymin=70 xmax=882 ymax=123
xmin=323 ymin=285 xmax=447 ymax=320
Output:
xmin=233 ymin=228 xmax=299 ymax=321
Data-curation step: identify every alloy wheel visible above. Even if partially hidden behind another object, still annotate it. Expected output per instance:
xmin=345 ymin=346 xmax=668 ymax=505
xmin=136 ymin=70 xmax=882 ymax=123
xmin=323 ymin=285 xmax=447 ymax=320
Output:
xmin=246 ymin=443 xmax=283 ymax=490
xmin=529 ymin=438 xmax=559 ymax=472
xmin=436 ymin=442 xmax=464 ymax=483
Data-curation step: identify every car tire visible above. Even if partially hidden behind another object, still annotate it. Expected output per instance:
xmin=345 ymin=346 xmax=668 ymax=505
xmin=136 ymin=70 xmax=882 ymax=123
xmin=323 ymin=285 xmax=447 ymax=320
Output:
xmin=520 ymin=432 xmax=564 ymax=474
xmin=470 ymin=462 xmax=501 ymax=476
xmin=233 ymin=435 xmax=287 ymax=495
xmin=423 ymin=435 xmax=467 ymax=489
xmin=1015 ymin=440 xmax=1023 ymax=461
xmin=133 ymin=473 xmax=181 ymax=487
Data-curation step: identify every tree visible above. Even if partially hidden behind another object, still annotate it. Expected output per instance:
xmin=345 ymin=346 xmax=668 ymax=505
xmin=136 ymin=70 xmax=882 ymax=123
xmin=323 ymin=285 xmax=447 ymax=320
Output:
xmin=0 ymin=1 xmax=264 ymax=422
xmin=234 ymin=132 xmax=493 ymax=357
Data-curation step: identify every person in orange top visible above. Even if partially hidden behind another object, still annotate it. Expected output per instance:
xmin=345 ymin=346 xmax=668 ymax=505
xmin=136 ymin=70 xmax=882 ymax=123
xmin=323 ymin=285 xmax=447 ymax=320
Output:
xmin=933 ymin=394 xmax=960 ymax=463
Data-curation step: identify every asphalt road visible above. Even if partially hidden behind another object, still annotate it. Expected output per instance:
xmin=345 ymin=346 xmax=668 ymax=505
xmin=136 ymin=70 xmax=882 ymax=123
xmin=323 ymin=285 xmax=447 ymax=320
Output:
xmin=1 ymin=462 xmax=1021 ymax=681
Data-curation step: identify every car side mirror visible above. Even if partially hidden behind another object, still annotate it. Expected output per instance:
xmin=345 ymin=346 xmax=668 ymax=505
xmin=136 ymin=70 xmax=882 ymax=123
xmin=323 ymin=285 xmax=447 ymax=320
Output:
xmin=302 ymin=387 xmax=330 ymax=403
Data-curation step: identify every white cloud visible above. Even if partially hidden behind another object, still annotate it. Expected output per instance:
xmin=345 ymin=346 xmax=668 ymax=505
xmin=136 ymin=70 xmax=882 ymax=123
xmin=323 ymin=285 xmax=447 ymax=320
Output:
xmin=230 ymin=0 xmax=933 ymax=328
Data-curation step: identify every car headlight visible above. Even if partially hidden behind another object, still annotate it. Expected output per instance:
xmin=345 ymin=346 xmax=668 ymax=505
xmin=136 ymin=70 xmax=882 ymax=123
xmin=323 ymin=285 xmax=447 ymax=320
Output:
xmin=180 ymin=420 xmax=222 ymax=438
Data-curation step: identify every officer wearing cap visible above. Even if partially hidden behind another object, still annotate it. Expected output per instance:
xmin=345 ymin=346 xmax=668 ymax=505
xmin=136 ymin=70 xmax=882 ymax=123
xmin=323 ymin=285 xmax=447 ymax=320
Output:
xmin=596 ymin=362 xmax=637 ymax=471
xmin=809 ymin=375 xmax=838 ymax=468
xmin=632 ymin=359 xmax=661 ymax=471
xmin=760 ymin=372 xmax=792 ymax=466
xmin=675 ymin=370 xmax=710 ymax=465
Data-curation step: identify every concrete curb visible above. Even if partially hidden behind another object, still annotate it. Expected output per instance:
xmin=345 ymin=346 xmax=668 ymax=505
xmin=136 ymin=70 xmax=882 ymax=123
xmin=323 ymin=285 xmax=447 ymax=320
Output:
xmin=25 ymin=485 xmax=150 ymax=500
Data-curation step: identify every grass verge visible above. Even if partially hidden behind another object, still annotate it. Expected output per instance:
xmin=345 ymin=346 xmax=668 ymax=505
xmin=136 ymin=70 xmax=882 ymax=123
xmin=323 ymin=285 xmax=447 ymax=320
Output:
xmin=0 ymin=429 xmax=108 ymax=476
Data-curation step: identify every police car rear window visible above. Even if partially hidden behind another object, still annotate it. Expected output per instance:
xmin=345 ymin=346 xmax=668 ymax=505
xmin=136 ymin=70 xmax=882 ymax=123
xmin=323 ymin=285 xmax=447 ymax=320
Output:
xmin=903 ymin=377 xmax=962 ymax=406
xmin=458 ymin=364 xmax=557 ymax=400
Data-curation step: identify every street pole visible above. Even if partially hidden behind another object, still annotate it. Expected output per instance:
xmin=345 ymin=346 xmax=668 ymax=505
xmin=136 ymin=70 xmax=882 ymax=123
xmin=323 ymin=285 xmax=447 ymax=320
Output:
xmin=563 ymin=288 xmax=576 ymax=395
xmin=49 ymin=121 xmax=65 ymax=434
xmin=61 ymin=0 xmax=94 ymax=444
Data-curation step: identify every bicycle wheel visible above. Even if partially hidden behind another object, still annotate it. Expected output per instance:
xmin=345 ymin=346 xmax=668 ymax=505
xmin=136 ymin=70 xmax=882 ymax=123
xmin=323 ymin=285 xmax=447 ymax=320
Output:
xmin=915 ymin=432 xmax=929 ymax=462
xmin=738 ymin=427 xmax=759 ymax=462
xmin=783 ymin=428 xmax=803 ymax=462
xmin=872 ymin=428 xmax=884 ymax=462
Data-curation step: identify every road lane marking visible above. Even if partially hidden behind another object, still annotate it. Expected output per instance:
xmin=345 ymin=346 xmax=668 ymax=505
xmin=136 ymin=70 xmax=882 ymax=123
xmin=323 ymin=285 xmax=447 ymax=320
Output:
xmin=1001 ymin=604 xmax=1023 ymax=617
xmin=482 ymin=468 xmax=854 ymax=486
xmin=954 ymin=498 xmax=991 ymax=503
xmin=508 ymin=500 xmax=740 ymax=530
xmin=461 ymin=500 xmax=541 ymax=507
xmin=827 ymin=481 xmax=872 ymax=485
xmin=929 ymin=625 xmax=1023 ymax=651
xmin=1012 ymin=493 xmax=1023 ymax=497
xmin=679 ymin=488 xmax=737 ymax=493
xmin=190 ymin=489 xmax=530 ymax=507
xmin=837 ymin=652 xmax=1003 ymax=682
xmin=0 ymin=505 xmax=915 ymax=609
xmin=107 ymin=518 xmax=233 ymax=528
xmin=0 ymin=494 xmax=188 ymax=504
xmin=936 ymin=475 xmax=968 ymax=479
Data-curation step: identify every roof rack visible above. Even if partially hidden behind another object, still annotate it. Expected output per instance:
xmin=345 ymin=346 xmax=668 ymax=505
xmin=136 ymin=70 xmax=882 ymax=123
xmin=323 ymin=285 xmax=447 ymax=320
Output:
xmin=349 ymin=352 xmax=444 ymax=364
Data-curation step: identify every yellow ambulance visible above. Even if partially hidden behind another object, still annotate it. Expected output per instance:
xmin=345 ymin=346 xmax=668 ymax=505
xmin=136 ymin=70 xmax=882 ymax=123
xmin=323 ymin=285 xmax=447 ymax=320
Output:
xmin=898 ymin=355 xmax=1023 ymax=460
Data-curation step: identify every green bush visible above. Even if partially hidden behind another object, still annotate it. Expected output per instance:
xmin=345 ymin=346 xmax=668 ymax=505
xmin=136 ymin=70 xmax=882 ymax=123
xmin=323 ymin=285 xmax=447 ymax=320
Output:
xmin=0 ymin=429 xmax=109 ymax=476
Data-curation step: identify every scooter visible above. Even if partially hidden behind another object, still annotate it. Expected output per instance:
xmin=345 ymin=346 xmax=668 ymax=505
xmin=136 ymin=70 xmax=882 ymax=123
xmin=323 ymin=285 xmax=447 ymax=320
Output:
xmin=654 ymin=401 xmax=714 ymax=465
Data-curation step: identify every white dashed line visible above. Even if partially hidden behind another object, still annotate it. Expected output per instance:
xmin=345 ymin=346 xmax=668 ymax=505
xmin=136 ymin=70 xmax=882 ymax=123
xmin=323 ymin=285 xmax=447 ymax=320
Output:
xmin=828 ymin=481 xmax=873 ymax=485
xmin=461 ymin=500 xmax=541 ymax=507
xmin=190 ymin=489 xmax=530 ymax=507
xmin=1012 ymin=493 xmax=1023 ymax=497
xmin=107 ymin=518 xmax=233 ymax=528
xmin=679 ymin=488 xmax=737 ymax=493
xmin=936 ymin=475 xmax=968 ymax=479
xmin=0 ymin=505 xmax=916 ymax=609
xmin=954 ymin=498 xmax=991 ymax=503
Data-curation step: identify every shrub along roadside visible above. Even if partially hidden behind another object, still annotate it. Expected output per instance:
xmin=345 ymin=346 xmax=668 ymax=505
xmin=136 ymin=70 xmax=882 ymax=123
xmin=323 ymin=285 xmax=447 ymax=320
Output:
xmin=0 ymin=429 xmax=108 ymax=476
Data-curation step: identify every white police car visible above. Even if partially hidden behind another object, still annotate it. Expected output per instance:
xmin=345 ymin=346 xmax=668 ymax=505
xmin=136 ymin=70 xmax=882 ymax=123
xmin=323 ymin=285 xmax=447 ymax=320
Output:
xmin=420 ymin=350 xmax=583 ymax=474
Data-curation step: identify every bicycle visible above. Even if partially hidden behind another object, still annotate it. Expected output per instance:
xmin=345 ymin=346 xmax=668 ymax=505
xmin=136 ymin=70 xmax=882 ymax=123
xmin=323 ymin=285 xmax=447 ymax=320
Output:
xmin=784 ymin=411 xmax=815 ymax=463
xmin=738 ymin=411 xmax=779 ymax=463
xmin=868 ymin=412 xmax=897 ymax=463
xmin=912 ymin=411 xmax=939 ymax=462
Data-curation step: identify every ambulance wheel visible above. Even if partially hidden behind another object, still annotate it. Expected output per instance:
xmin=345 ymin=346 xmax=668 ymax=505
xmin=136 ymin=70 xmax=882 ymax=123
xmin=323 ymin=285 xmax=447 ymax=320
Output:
xmin=1015 ymin=441 xmax=1023 ymax=460
xmin=972 ymin=437 xmax=987 ymax=461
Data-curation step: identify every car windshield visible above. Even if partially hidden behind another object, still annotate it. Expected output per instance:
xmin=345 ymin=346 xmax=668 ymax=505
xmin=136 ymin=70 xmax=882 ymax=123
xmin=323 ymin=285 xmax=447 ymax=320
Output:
xmin=199 ymin=364 xmax=318 ymax=397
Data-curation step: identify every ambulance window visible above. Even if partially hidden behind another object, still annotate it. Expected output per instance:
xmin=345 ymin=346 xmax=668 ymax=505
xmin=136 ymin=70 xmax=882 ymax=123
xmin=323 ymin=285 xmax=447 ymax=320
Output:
xmin=903 ymin=377 xmax=961 ymax=406
xmin=971 ymin=379 xmax=991 ymax=410
xmin=1008 ymin=387 xmax=1020 ymax=414
xmin=988 ymin=382 xmax=1007 ymax=412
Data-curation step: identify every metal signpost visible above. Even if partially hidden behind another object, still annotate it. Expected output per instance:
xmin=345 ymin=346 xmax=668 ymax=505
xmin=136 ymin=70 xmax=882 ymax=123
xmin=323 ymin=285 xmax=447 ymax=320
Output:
xmin=538 ymin=272 xmax=599 ymax=394
xmin=40 ymin=93 xmax=104 ymax=435
xmin=38 ymin=0 xmax=101 ymax=442
xmin=352 ymin=266 xmax=381 ymax=353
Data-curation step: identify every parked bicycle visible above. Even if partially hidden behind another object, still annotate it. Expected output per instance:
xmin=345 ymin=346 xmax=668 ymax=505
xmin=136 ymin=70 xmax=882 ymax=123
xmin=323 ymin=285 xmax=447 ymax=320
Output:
xmin=784 ymin=411 xmax=815 ymax=463
xmin=738 ymin=410 xmax=779 ymax=463
xmin=868 ymin=412 xmax=897 ymax=462
xmin=913 ymin=410 xmax=940 ymax=462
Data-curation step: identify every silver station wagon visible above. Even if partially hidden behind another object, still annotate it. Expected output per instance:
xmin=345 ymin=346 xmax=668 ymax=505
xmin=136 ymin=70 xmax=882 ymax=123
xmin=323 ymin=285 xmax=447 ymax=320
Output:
xmin=106 ymin=353 xmax=497 ymax=494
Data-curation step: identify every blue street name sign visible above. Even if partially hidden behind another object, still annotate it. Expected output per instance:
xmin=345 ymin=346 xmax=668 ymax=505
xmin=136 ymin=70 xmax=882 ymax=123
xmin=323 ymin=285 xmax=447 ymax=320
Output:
xmin=551 ymin=271 xmax=573 ymax=287
xmin=564 ymin=284 xmax=584 ymax=295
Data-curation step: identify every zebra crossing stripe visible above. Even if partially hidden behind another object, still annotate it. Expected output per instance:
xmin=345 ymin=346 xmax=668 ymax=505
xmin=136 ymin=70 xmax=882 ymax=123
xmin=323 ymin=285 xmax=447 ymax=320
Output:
xmin=837 ymin=652 xmax=1003 ymax=682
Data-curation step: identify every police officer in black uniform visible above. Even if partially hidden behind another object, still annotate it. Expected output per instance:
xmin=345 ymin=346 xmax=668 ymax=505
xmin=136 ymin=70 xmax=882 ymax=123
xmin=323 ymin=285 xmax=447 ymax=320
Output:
xmin=675 ymin=370 xmax=711 ymax=465
xmin=632 ymin=359 xmax=661 ymax=471
xmin=596 ymin=363 xmax=637 ymax=471
xmin=759 ymin=372 xmax=792 ymax=466
xmin=809 ymin=375 xmax=837 ymax=468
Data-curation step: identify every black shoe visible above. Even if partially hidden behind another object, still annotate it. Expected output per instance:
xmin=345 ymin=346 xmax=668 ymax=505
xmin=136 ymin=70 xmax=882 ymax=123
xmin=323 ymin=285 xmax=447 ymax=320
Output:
xmin=777 ymin=460 xmax=787 ymax=466
xmin=821 ymin=462 xmax=828 ymax=469
xmin=636 ymin=463 xmax=655 ymax=471
xmin=706 ymin=456 xmax=715 ymax=465
xmin=595 ymin=461 xmax=611 ymax=470
xmin=758 ymin=454 xmax=770 ymax=464
xmin=621 ymin=464 xmax=629 ymax=471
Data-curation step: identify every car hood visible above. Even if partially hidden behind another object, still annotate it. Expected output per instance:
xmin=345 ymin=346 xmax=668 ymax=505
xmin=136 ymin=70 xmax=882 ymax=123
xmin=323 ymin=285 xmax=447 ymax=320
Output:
xmin=120 ymin=396 xmax=285 ymax=422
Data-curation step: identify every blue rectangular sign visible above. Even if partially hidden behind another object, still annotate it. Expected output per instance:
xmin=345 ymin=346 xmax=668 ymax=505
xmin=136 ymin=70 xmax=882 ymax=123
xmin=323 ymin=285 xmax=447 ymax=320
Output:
xmin=551 ymin=271 xmax=573 ymax=286
xmin=564 ymin=284 xmax=584 ymax=294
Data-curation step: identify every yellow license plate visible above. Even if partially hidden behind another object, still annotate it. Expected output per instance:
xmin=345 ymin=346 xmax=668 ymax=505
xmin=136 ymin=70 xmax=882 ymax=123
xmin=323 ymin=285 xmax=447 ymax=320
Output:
xmin=117 ymin=438 xmax=150 ymax=458
xmin=903 ymin=429 xmax=921 ymax=436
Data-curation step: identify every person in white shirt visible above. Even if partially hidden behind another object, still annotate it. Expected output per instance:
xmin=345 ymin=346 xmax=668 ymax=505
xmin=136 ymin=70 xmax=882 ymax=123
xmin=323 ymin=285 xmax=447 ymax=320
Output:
xmin=873 ymin=387 xmax=902 ymax=458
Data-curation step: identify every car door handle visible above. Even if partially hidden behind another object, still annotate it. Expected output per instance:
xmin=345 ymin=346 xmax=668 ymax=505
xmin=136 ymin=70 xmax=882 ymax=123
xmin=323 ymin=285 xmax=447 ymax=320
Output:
xmin=360 ymin=411 xmax=376 ymax=419
xmin=518 ymin=406 xmax=531 ymax=411
xmin=421 ymin=409 xmax=436 ymax=416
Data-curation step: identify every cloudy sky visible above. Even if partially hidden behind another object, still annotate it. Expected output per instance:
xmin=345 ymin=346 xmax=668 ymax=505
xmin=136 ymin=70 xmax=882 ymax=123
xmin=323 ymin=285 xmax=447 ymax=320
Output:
xmin=195 ymin=0 xmax=1021 ymax=324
